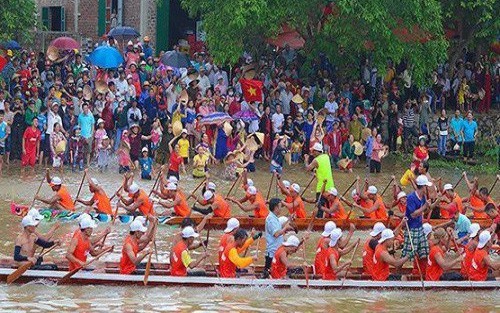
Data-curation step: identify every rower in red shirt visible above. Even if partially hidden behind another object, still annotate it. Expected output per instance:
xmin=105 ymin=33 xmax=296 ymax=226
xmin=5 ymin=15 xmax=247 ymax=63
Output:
xmin=228 ymin=186 xmax=269 ymax=218
xmin=170 ymin=226 xmax=208 ymax=276
xmin=372 ymin=229 xmax=409 ymax=281
xmin=119 ymin=218 xmax=156 ymax=274
xmin=323 ymin=229 xmax=359 ymax=280
xmin=220 ymin=229 xmax=256 ymax=278
xmin=218 ymin=218 xmax=260 ymax=266
xmin=118 ymin=180 xmax=154 ymax=216
xmin=353 ymin=186 xmax=388 ymax=219
xmin=319 ymin=187 xmax=347 ymax=219
xmin=35 ymin=169 xmax=75 ymax=211
xmin=469 ymin=231 xmax=500 ymax=281
xmin=155 ymin=182 xmax=191 ymax=217
xmin=192 ymin=190 xmax=232 ymax=218
xmin=425 ymin=228 xmax=463 ymax=281
xmin=314 ymin=221 xmax=336 ymax=276
xmin=460 ymin=223 xmax=480 ymax=279
xmin=280 ymin=183 xmax=314 ymax=218
xmin=75 ymin=172 xmax=112 ymax=215
xmin=350 ymin=179 xmax=376 ymax=219
xmin=362 ymin=222 xmax=386 ymax=275
xmin=271 ymin=235 xmax=307 ymax=279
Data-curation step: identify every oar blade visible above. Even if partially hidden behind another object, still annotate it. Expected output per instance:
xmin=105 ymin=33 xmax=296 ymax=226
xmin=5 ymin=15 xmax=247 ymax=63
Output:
xmin=143 ymin=252 xmax=153 ymax=286
xmin=6 ymin=261 xmax=34 ymax=284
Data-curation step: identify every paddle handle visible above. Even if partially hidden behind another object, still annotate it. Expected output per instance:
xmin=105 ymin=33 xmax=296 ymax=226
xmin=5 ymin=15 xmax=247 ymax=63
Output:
xmin=30 ymin=176 xmax=45 ymax=209
xmin=341 ymin=179 xmax=357 ymax=197
xmin=489 ymin=176 xmax=499 ymax=195
xmin=149 ymin=171 xmax=163 ymax=197
xmin=73 ymin=170 xmax=87 ymax=205
xmin=405 ymin=221 xmax=425 ymax=291
xmin=266 ymin=173 xmax=274 ymax=201
xmin=380 ymin=178 xmax=394 ymax=197
xmin=188 ymin=177 xmax=207 ymax=200
xmin=39 ymin=243 xmax=58 ymax=258
xmin=225 ymin=174 xmax=241 ymax=198
xmin=341 ymin=239 xmax=360 ymax=287
xmin=453 ymin=175 xmax=464 ymax=189
xmin=300 ymin=175 xmax=315 ymax=197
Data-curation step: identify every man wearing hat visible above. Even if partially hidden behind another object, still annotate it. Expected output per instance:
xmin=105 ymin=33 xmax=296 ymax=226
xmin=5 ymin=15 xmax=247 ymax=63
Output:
xmin=14 ymin=215 xmax=59 ymax=268
xmin=353 ymin=186 xmax=388 ymax=220
xmin=228 ymin=185 xmax=269 ymax=218
xmin=154 ymin=182 xmax=191 ymax=217
xmin=362 ymin=222 xmax=386 ymax=276
xmin=75 ymin=170 xmax=112 ymax=215
xmin=170 ymin=226 xmax=209 ymax=276
xmin=219 ymin=229 xmax=259 ymax=278
xmin=119 ymin=217 xmax=156 ymax=274
xmin=320 ymin=187 xmax=348 ymax=219
xmin=372 ymin=229 xmax=410 ymax=281
xmin=460 ymin=223 xmax=481 ymax=279
xmin=218 ymin=218 xmax=260 ymax=264
xmin=323 ymin=229 xmax=358 ymax=280
xmin=314 ymin=221 xmax=337 ymax=276
xmin=192 ymin=189 xmax=231 ymax=218
xmin=142 ymin=36 xmax=153 ymax=59
xmin=306 ymin=142 xmax=334 ymax=216
xmin=468 ymin=230 xmax=500 ymax=281
xmin=270 ymin=234 xmax=308 ymax=279
xmin=35 ymin=169 xmax=75 ymax=211
xmin=118 ymin=179 xmax=154 ymax=216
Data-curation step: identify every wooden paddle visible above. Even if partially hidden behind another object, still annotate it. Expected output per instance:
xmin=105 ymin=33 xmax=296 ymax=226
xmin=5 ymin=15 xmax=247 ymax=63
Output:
xmin=454 ymin=174 xmax=465 ymax=189
xmin=58 ymin=245 xmax=113 ymax=284
xmin=301 ymin=239 xmax=309 ymax=288
xmin=380 ymin=177 xmax=394 ymax=197
xmin=225 ymin=174 xmax=241 ymax=198
xmin=7 ymin=244 xmax=58 ymax=284
xmin=341 ymin=178 xmax=357 ymax=198
xmin=489 ymin=175 xmax=499 ymax=195
xmin=30 ymin=175 xmax=46 ymax=210
xmin=143 ymin=227 xmax=157 ymax=286
xmin=187 ymin=177 xmax=207 ymax=200
xmin=266 ymin=173 xmax=275 ymax=201
xmin=405 ymin=221 xmax=425 ymax=291
xmin=253 ymin=237 xmax=261 ymax=276
xmin=340 ymin=239 xmax=360 ymax=288
xmin=300 ymin=175 xmax=316 ymax=197
xmin=149 ymin=170 xmax=163 ymax=197
xmin=307 ymin=180 xmax=327 ymax=231
xmin=73 ymin=170 xmax=88 ymax=206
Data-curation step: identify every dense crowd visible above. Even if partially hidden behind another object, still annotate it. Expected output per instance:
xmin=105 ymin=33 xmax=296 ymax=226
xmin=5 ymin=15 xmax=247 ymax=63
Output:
xmin=0 ymin=36 xmax=499 ymax=179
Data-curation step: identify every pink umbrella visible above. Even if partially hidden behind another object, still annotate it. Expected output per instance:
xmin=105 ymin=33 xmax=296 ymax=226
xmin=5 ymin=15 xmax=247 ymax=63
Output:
xmin=50 ymin=37 xmax=80 ymax=50
xmin=266 ymin=24 xmax=305 ymax=49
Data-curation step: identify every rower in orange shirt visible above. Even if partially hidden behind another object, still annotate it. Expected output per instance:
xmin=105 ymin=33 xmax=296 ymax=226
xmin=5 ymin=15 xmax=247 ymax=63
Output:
xmin=170 ymin=226 xmax=208 ymax=276
xmin=220 ymin=229 xmax=256 ymax=278
xmin=425 ymin=228 xmax=463 ymax=281
xmin=372 ymin=229 xmax=409 ymax=281
xmin=351 ymin=186 xmax=386 ymax=219
xmin=218 ymin=218 xmax=260 ymax=263
xmin=350 ymin=178 xmax=375 ymax=219
xmin=463 ymin=173 xmax=493 ymax=219
xmin=469 ymin=231 xmax=500 ymax=281
xmin=436 ymin=183 xmax=463 ymax=219
xmin=66 ymin=215 xmax=112 ymax=271
xmin=361 ymin=222 xmax=386 ymax=275
xmin=119 ymin=218 xmax=156 ymax=274
xmin=35 ymin=169 xmax=75 ymax=211
xmin=271 ymin=235 xmax=307 ymax=279
xmin=192 ymin=190 xmax=231 ymax=218
xmin=228 ymin=186 xmax=269 ymax=218
xmin=323 ymin=229 xmax=359 ymax=280
xmin=75 ymin=172 xmax=112 ymax=215
xmin=277 ymin=178 xmax=293 ymax=205
xmin=460 ymin=223 xmax=480 ymax=279
xmin=155 ymin=182 xmax=190 ymax=217
xmin=280 ymin=183 xmax=315 ymax=218
xmin=118 ymin=180 xmax=154 ymax=216
xmin=314 ymin=221 xmax=337 ymax=276
xmin=320 ymin=187 xmax=348 ymax=219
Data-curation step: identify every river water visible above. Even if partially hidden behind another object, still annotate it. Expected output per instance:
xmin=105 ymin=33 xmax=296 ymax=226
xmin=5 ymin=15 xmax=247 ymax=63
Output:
xmin=0 ymin=158 xmax=498 ymax=312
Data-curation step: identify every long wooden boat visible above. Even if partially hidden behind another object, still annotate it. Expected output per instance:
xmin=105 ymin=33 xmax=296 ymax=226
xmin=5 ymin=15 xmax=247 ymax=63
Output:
xmin=11 ymin=204 xmax=494 ymax=231
xmin=1 ymin=268 xmax=497 ymax=290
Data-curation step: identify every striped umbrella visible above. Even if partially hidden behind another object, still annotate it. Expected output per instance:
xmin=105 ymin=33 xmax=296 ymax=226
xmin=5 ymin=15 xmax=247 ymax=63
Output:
xmin=199 ymin=112 xmax=233 ymax=125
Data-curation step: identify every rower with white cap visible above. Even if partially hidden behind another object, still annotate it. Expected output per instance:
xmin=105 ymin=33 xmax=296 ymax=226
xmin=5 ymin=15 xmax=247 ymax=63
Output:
xmin=372 ymin=229 xmax=410 ymax=281
xmin=323 ymin=229 xmax=359 ymax=280
xmin=469 ymin=230 xmax=500 ymax=281
xmin=13 ymin=215 xmax=60 ymax=268
xmin=314 ymin=221 xmax=337 ymax=276
xmin=436 ymin=182 xmax=463 ymax=219
xmin=305 ymin=142 xmax=334 ymax=217
xmin=362 ymin=222 xmax=386 ymax=276
xmin=170 ymin=226 xmax=209 ymax=276
xmin=425 ymin=228 xmax=463 ymax=281
xmin=118 ymin=176 xmax=154 ymax=216
xmin=154 ymin=182 xmax=191 ymax=217
xmin=342 ymin=176 xmax=374 ymax=219
xmin=280 ymin=183 xmax=313 ymax=219
xmin=386 ymin=189 xmax=407 ymax=219
xmin=119 ymin=218 xmax=156 ymax=274
xmin=228 ymin=185 xmax=269 ymax=218
xmin=460 ymin=223 xmax=481 ymax=279
xmin=26 ymin=208 xmax=61 ymax=242
xmin=270 ymin=234 xmax=309 ymax=279
xmin=76 ymin=170 xmax=112 ymax=214
xmin=276 ymin=177 xmax=292 ymax=202
xmin=353 ymin=185 xmax=388 ymax=220
xmin=192 ymin=189 xmax=231 ymax=218
xmin=35 ymin=169 xmax=75 ymax=211
xmin=320 ymin=187 xmax=348 ymax=219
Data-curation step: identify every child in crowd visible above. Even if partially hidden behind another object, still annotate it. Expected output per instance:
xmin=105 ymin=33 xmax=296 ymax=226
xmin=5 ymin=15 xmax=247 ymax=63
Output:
xmin=117 ymin=130 xmax=133 ymax=174
xmin=291 ymin=137 xmax=303 ymax=164
xmin=69 ymin=126 xmax=87 ymax=171
xmin=150 ymin=118 xmax=163 ymax=157
xmin=94 ymin=118 xmax=107 ymax=157
xmin=178 ymin=129 xmax=190 ymax=164
xmin=139 ymin=146 xmax=153 ymax=180
xmin=97 ymin=135 xmax=112 ymax=172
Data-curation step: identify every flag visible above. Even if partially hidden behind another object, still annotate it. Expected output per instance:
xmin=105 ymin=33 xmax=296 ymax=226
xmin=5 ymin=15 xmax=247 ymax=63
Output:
xmin=240 ymin=78 xmax=263 ymax=103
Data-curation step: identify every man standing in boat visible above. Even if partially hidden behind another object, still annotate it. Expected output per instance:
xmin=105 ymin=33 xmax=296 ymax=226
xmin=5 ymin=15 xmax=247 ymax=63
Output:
xmin=305 ymin=142 xmax=334 ymax=217
xmin=35 ymin=169 xmax=75 ymax=211
xmin=75 ymin=170 xmax=112 ymax=215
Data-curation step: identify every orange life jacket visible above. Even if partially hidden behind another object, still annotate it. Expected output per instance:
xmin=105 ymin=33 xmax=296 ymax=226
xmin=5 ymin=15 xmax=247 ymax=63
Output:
xmin=213 ymin=194 xmax=231 ymax=218
xmin=170 ymin=240 xmax=189 ymax=276
xmin=57 ymin=186 xmax=75 ymax=211
xmin=372 ymin=244 xmax=390 ymax=281
xmin=119 ymin=235 xmax=139 ymax=274
xmin=271 ymin=246 xmax=287 ymax=279
xmin=323 ymin=247 xmax=340 ymax=280
xmin=425 ymin=245 xmax=444 ymax=281
xmin=68 ymin=230 xmax=91 ymax=271
xmin=92 ymin=189 xmax=112 ymax=215
xmin=469 ymin=248 xmax=489 ymax=281
xmin=174 ymin=191 xmax=190 ymax=217
xmin=314 ymin=236 xmax=329 ymax=276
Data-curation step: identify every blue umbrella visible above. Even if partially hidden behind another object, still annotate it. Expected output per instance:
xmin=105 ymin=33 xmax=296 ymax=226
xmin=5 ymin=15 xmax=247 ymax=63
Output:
xmin=86 ymin=46 xmax=124 ymax=69
xmin=1 ymin=40 xmax=21 ymax=50
xmin=107 ymin=26 xmax=140 ymax=40
xmin=160 ymin=50 xmax=191 ymax=68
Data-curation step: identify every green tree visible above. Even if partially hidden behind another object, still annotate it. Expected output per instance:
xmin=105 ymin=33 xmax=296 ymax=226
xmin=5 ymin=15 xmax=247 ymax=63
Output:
xmin=0 ymin=0 xmax=37 ymax=43
xmin=181 ymin=0 xmax=448 ymax=85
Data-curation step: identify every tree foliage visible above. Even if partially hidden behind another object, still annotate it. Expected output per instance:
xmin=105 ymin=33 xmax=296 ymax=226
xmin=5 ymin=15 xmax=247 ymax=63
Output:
xmin=0 ymin=0 xmax=37 ymax=43
xmin=181 ymin=0 xmax=449 ymax=85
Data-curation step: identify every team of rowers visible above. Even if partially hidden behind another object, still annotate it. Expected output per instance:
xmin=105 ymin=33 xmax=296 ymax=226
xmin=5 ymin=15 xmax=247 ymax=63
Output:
xmin=12 ymin=167 xmax=500 ymax=282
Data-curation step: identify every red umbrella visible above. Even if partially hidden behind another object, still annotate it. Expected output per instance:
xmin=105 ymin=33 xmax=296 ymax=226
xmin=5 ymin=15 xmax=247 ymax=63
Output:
xmin=266 ymin=25 xmax=305 ymax=49
xmin=50 ymin=37 xmax=80 ymax=50
xmin=0 ymin=55 xmax=7 ymax=72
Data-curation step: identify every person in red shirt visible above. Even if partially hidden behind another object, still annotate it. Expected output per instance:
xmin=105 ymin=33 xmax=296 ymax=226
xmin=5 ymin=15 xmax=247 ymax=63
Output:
xmin=219 ymin=229 xmax=256 ymax=278
xmin=168 ymin=137 xmax=186 ymax=180
xmin=485 ymin=203 xmax=500 ymax=239
xmin=460 ymin=223 xmax=480 ymax=279
xmin=21 ymin=116 xmax=41 ymax=178
xmin=192 ymin=190 xmax=232 ymax=218
xmin=119 ymin=218 xmax=156 ymax=274
xmin=372 ymin=229 xmax=409 ymax=281
xmin=170 ymin=226 xmax=208 ymax=276
xmin=469 ymin=231 xmax=500 ymax=281
xmin=320 ymin=187 xmax=348 ymax=219
xmin=314 ymin=221 xmax=336 ymax=276
xmin=35 ymin=170 xmax=75 ymax=211
xmin=362 ymin=222 xmax=386 ymax=275
xmin=228 ymin=186 xmax=269 ymax=218
xmin=323 ymin=228 xmax=359 ymax=280
xmin=75 ymin=172 xmax=113 ymax=215
xmin=270 ymin=235 xmax=306 ymax=279
xmin=118 ymin=176 xmax=154 ymax=216
xmin=353 ymin=186 xmax=388 ymax=219
xmin=425 ymin=228 xmax=463 ymax=281
xmin=280 ymin=183 xmax=314 ymax=218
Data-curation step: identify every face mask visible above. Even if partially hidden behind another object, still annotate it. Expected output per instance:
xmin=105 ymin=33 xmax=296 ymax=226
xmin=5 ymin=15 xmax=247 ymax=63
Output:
xmin=228 ymin=91 xmax=234 ymax=96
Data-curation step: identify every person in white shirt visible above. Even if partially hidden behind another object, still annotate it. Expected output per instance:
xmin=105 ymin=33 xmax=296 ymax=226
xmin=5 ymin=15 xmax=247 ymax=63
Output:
xmin=271 ymin=104 xmax=285 ymax=135
xmin=248 ymin=102 xmax=261 ymax=134
xmin=114 ymin=71 xmax=129 ymax=98
xmin=279 ymin=83 xmax=293 ymax=116
xmin=46 ymin=102 xmax=64 ymax=137
xmin=198 ymin=67 xmax=211 ymax=96
xmin=127 ymin=100 xmax=142 ymax=126
xmin=324 ymin=91 xmax=338 ymax=123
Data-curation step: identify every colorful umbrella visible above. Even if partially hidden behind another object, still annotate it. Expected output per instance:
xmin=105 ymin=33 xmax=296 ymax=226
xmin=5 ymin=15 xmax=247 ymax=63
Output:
xmin=0 ymin=55 xmax=7 ymax=72
xmin=0 ymin=40 xmax=21 ymax=50
xmin=199 ymin=112 xmax=233 ymax=126
xmin=232 ymin=110 xmax=259 ymax=122
xmin=86 ymin=46 xmax=124 ymax=69
xmin=160 ymin=50 xmax=191 ymax=68
xmin=108 ymin=26 xmax=140 ymax=40
xmin=50 ymin=37 xmax=80 ymax=50
xmin=266 ymin=25 xmax=305 ymax=49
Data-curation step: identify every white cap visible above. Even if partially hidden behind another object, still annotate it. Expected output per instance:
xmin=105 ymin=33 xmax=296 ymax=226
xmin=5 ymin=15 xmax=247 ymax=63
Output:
xmin=90 ymin=178 xmax=99 ymax=186
xmin=469 ymin=223 xmax=480 ymax=238
xmin=203 ymin=190 xmax=214 ymax=201
xmin=134 ymin=216 xmax=147 ymax=225
xmin=312 ymin=142 xmax=323 ymax=152
xmin=423 ymin=223 xmax=433 ymax=236
xmin=416 ymin=175 xmax=433 ymax=186
xmin=224 ymin=218 xmax=240 ymax=233
xmin=351 ymin=189 xmax=358 ymax=199
xmin=22 ymin=215 xmax=39 ymax=227
xmin=27 ymin=208 xmax=44 ymax=221
xmin=51 ymin=177 xmax=62 ymax=185
xmin=78 ymin=213 xmax=92 ymax=223
xmin=181 ymin=129 xmax=188 ymax=134
xmin=327 ymin=188 xmax=338 ymax=196
xmin=130 ymin=219 xmax=147 ymax=232
xmin=247 ymin=179 xmax=254 ymax=187
xmin=367 ymin=186 xmax=378 ymax=194
xmin=97 ymin=118 xmax=104 ymax=125
xmin=443 ymin=183 xmax=453 ymax=191
xmin=378 ymin=229 xmax=395 ymax=243
xmin=129 ymin=182 xmax=139 ymax=194
xmin=397 ymin=191 xmax=407 ymax=201
xmin=166 ymin=182 xmax=177 ymax=191
xmin=283 ymin=235 xmax=300 ymax=247
xmin=282 ymin=180 xmax=291 ymax=188
xmin=329 ymin=228 xmax=343 ymax=247
xmin=141 ymin=147 xmax=148 ymax=153
xmin=181 ymin=226 xmax=199 ymax=238
xmin=291 ymin=183 xmax=300 ymax=193
xmin=79 ymin=217 xmax=97 ymax=229
xmin=207 ymin=182 xmax=216 ymax=191
xmin=370 ymin=222 xmax=386 ymax=237
xmin=322 ymin=221 xmax=337 ymax=236
xmin=247 ymin=186 xmax=257 ymax=195
xmin=477 ymin=230 xmax=491 ymax=249
xmin=168 ymin=176 xmax=179 ymax=184
xmin=278 ymin=216 xmax=289 ymax=226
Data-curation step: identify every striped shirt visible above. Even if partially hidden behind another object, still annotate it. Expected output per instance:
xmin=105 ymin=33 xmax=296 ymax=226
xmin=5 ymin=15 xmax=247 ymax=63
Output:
xmin=402 ymin=108 xmax=415 ymax=128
